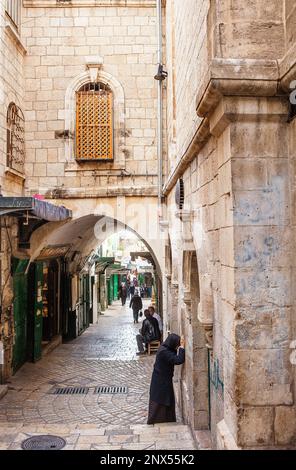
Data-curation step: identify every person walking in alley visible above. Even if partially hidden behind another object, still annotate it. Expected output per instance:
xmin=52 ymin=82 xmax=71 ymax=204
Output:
xmin=136 ymin=309 xmax=161 ymax=355
xmin=147 ymin=333 xmax=185 ymax=424
xmin=129 ymin=288 xmax=143 ymax=323
xmin=129 ymin=282 xmax=135 ymax=298
xmin=118 ymin=282 xmax=127 ymax=306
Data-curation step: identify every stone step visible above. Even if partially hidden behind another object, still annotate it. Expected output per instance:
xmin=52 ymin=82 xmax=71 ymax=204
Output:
xmin=0 ymin=385 xmax=8 ymax=401
xmin=0 ymin=422 xmax=197 ymax=450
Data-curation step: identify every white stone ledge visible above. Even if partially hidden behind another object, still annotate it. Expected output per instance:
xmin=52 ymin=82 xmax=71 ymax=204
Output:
xmin=23 ymin=0 xmax=159 ymax=7
xmin=40 ymin=186 xmax=159 ymax=198
xmin=5 ymin=167 xmax=26 ymax=180
xmin=4 ymin=23 xmax=27 ymax=55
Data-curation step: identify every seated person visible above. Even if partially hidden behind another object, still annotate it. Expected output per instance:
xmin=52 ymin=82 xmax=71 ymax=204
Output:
xmin=136 ymin=309 xmax=161 ymax=356
xmin=148 ymin=305 xmax=163 ymax=340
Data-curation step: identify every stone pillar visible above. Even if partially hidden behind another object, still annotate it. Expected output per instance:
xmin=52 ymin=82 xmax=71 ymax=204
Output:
xmin=211 ymin=95 xmax=294 ymax=449
xmin=0 ymin=218 xmax=17 ymax=381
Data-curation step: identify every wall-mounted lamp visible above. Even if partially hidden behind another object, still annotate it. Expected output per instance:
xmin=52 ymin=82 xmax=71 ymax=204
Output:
xmin=154 ymin=64 xmax=168 ymax=81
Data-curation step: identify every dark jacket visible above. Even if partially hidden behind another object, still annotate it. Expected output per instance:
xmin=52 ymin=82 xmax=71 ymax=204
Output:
xmin=149 ymin=334 xmax=185 ymax=407
xmin=141 ymin=317 xmax=161 ymax=343
xmin=129 ymin=294 xmax=143 ymax=311
xmin=118 ymin=285 xmax=127 ymax=298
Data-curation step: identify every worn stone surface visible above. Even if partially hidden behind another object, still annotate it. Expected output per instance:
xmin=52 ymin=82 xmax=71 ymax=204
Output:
xmin=274 ymin=406 xmax=296 ymax=446
xmin=0 ymin=421 xmax=197 ymax=450
xmin=1 ymin=0 xmax=296 ymax=452
xmin=0 ymin=301 xmax=198 ymax=450
xmin=164 ymin=0 xmax=296 ymax=451
xmin=238 ymin=407 xmax=274 ymax=447
xmin=0 ymin=386 xmax=8 ymax=401
xmin=0 ymin=302 xmax=156 ymax=426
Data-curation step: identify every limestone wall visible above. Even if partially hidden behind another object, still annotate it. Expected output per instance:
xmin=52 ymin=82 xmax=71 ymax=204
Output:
xmin=165 ymin=0 xmax=209 ymax=175
xmin=0 ymin=1 xmax=26 ymax=380
xmin=208 ymin=0 xmax=285 ymax=60
xmin=164 ymin=0 xmax=296 ymax=450
xmin=22 ymin=3 xmax=159 ymax=196
xmin=0 ymin=2 xmax=26 ymax=195
xmin=285 ymin=0 xmax=296 ymax=51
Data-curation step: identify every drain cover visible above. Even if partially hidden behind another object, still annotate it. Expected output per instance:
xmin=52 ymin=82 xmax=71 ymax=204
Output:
xmin=21 ymin=435 xmax=66 ymax=450
xmin=94 ymin=386 xmax=128 ymax=394
xmin=53 ymin=386 xmax=89 ymax=395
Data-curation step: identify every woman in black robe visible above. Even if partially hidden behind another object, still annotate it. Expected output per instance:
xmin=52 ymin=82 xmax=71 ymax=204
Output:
xmin=147 ymin=333 xmax=185 ymax=424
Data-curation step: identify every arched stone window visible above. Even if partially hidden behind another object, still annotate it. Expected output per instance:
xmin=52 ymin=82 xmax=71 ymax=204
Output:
xmin=65 ymin=70 xmax=125 ymax=166
xmin=75 ymin=82 xmax=113 ymax=161
xmin=6 ymin=102 xmax=25 ymax=173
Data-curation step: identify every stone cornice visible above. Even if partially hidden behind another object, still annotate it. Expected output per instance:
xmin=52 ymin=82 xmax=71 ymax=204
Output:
xmin=163 ymin=57 xmax=295 ymax=197
xmin=39 ymin=186 xmax=158 ymax=199
xmin=5 ymin=22 xmax=27 ymax=55
xmin=279 ymin=42 xmax=296 ymax=90
xmin=23 ymin=0 xmax=160 ymax=7
xmin=196 ymin=59 xmax=280 ymax=118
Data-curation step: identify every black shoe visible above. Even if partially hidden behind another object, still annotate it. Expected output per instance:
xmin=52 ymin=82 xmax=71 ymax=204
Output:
xmin=136 ymin=351 xmax=145 ymax=356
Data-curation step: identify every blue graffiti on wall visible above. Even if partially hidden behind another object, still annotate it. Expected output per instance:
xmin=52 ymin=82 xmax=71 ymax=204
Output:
xmin=209 ymin=357 xmax=224 ymax=395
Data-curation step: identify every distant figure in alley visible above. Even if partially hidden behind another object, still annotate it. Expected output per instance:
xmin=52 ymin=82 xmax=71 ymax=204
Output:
xmin=118 ymin=282 xmax=128 ymax=306
xmin=129 ymin=289 xmax=143 ymax=323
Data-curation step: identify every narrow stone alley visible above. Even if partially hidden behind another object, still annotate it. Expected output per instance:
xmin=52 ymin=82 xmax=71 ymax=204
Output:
xmin=0 ymin=300 xmax=198 ymax=450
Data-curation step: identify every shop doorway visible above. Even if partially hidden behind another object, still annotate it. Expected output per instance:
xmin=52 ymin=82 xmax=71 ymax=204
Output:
xmin=42 ymin=260 xmax=59 ymax=344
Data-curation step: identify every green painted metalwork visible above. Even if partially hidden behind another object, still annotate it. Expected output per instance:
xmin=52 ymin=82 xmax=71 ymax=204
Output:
xmin=113 ymin=274 xmax=118 ymax=300
xmin=207 ymin=349 xmax=212 ymax=430
xmin=12 ymin=259 xmax=29 ymax=372
xmin=33 ymin=262 xmax=43 ymax=362
xmin=79 ymin=274 xmax=90 ymax=334
xmin=107 ymin=277 xmax=113 ymax=305
xmin=209 ymin=355 xmax=224 ymax=394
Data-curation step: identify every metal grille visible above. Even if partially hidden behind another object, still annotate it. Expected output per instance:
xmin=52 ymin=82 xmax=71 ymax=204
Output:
xmin=94 ymin=386 xmax=128 ymax=394
xmin=21 ymin=435 xmax=66 ymax=450
xmin=175 ymin=178 xmax=185 ymax=210
xmin=6 ymin=0 xmax=21 ymax=28
xmin=7 ymin=103 xmax=25 ymax=173
xmin=53 ymin=386 xmax=89 ymax=395
xmin=76 ymin=82 xmax=113 ymax=161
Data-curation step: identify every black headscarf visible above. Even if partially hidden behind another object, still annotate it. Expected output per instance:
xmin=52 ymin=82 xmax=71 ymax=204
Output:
xmin=162 ymin=333 xmax=181 ymax=351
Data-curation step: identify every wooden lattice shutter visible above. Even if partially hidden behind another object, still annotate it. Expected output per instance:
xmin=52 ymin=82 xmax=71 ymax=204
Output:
xmin=76 ymin=88 xmax=113 ymax=161
xmin=6 ymin=103 xmax=25 ymax=173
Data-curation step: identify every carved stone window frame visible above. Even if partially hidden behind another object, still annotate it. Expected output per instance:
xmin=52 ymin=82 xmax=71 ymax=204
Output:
xmin=64 ymin=69 xmax=125 ymax=169
xmin=6 ymin=102 xmax=25 ymax=175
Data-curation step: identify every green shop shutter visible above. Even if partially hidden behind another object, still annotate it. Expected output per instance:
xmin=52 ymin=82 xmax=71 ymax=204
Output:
xmin=12 ymin=259 xmax=29 ymax=373
xmin=33 ymin=262 xmax=43 ymax=362
xmin=113 ymin=274 xmax=118 ymax=301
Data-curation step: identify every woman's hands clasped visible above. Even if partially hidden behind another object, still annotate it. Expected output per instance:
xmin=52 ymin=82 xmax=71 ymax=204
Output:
xmin=180 ymin=335 xmax=185 ymax=348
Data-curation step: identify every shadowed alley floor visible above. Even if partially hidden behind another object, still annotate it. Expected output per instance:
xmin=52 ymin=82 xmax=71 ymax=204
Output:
xmin=0 ymin=300 xmax=200 ymax=450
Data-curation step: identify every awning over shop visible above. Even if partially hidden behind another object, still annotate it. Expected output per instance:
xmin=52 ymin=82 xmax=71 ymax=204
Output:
xmin=0 ymin=197 xmax=72 ymax=221
xmin=95 ymin=257 xmax=115 ymax=274
xmin=106 ymin=264 xmax=129 ymax=276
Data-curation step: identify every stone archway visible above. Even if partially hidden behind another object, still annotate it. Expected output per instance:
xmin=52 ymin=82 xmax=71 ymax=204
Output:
xmin=28 ymin=197 xmax=164 ymax=324
xmin=181 ymin=250 xmax=210 ymax=430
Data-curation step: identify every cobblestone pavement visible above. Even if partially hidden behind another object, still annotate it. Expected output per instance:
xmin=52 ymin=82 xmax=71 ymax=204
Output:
xmin=0 ymin=300 xmax=198 ymax=450
xmin=0 ymin=423 xmax=199 ymax=450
